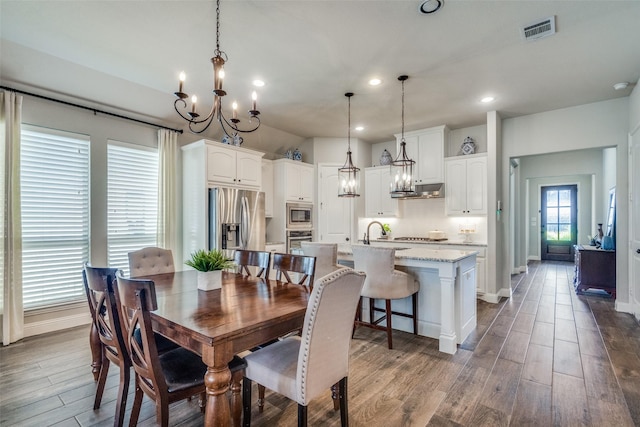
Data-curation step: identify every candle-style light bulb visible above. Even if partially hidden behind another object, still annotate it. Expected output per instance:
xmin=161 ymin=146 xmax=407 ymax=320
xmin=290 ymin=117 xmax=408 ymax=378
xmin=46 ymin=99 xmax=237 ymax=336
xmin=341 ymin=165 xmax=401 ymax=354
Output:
xmin=178 ymin=71 xmax=186 ymax=93
xmin=219 ymin=69 xmax=225 ymax=80
xmin=252 ymin=91 xmax=257 ymax=111
xmin=232 ymin=101 xmax=238 ymax=119
xmin=191 ymin=95 xmax=197 ymax=113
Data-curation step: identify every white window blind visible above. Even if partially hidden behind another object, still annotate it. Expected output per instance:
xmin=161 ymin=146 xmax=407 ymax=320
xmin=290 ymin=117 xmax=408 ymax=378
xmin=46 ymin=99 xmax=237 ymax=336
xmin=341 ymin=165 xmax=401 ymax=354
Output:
xmin=21 ymin=126 xmax=90 ymax=311
xmin=107 ymin=141 xmax=158 ymax=274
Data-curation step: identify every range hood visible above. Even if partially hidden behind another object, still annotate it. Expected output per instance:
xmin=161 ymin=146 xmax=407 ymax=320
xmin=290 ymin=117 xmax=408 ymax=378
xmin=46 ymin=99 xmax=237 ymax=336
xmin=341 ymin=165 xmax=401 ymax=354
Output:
xmin=390 ymin=183 xmax=445 ymax=199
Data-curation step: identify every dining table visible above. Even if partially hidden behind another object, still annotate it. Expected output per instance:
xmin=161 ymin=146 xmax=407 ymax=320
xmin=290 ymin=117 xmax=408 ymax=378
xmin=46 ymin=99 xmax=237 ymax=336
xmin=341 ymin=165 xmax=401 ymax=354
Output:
xmin=134 ymin=270 xmax=309 ymax=426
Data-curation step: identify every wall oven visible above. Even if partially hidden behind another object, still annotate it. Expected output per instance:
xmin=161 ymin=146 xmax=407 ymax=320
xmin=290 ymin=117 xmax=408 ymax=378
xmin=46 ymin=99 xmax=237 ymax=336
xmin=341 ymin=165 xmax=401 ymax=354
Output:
xmin=286 ymin=203 xmax=312 ymax=229
xmin=286 ymin=230 xmax=313 ymax=253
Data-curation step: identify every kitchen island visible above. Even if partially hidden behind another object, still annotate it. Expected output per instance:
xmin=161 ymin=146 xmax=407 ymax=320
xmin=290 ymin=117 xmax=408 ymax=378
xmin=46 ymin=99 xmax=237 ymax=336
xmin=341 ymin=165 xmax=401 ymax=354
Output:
xmin=338 ymin=244 xmax=478 ymax=354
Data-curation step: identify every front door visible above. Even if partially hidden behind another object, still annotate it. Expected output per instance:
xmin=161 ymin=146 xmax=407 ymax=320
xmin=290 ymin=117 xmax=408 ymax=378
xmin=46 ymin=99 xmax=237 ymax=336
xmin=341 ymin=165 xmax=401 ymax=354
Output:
xmin=541 ymin=185 xmax=577 ymax=261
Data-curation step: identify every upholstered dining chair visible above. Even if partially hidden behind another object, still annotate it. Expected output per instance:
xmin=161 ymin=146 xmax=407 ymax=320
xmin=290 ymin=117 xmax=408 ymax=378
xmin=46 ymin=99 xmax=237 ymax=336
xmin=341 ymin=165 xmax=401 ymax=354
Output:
xmin=271 ymin=252 xmax=316 ymax=287
xmin=234 ymin=249 xmax=271 ymax=278
xmin=242 ymin=268 xmax=366 ymax=427
xmin=128 ymin=246 xmax=175 ymax=277
xmin=300 ymin=242 xmax=348 ymax=282
xmin=352 ymin=245 xmax=420 ymax=350
xmin=83 ymin=263 xmax=130 ymax=427
xmin=114 ymin=272 xmax=246 ymax=427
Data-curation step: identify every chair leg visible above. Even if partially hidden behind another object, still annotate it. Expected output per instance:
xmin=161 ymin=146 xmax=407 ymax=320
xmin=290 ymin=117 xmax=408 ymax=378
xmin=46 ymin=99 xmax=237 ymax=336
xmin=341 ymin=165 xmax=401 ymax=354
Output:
xmin=242 ymin=377 xmax=252 ymax=427
xmin=93 ymin=357 xmax=110 ymax=409
xmin=339 ymin=377 xmax=349 ymax=427
xmin=129 ymin=381 xmax=144 ymax=427
xmin=298 ymin=404 xmax=308 ymax=427
xmin=257 ymin=384 xmax=266 ymax=413
xmin=331 ymin=383 xmax=340 ymax=411
xmin=352 ymin=297 xmax=362 ymax=338
xmin=385 ymin=299 xmax=393 ymax=349
xmin=89 ymin=325 xmax=102 ymax=382
xmin=114 ymin=363 xmax=130 ymax=427
xmin=230 ymin=370 xmax=243 ymax=427
xmin=369 ymin=298 xmax=375 ymax=324
xmin=412 ymin=293 xmax=418 ymax=335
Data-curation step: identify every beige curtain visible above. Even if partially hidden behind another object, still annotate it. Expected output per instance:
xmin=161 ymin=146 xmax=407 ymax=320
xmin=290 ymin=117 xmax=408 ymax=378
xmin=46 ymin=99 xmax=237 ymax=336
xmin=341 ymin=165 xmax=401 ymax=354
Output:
xmin=0 ymin=90 xmax=24 ymax=346
xmin=157 ymin=129 xmax=178 ymax=255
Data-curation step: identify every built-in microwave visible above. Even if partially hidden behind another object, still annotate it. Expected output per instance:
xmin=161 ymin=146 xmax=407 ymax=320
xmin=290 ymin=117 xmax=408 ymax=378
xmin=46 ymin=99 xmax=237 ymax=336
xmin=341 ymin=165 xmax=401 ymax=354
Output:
xmin=286 ymin=203 xmax=312 ymax=229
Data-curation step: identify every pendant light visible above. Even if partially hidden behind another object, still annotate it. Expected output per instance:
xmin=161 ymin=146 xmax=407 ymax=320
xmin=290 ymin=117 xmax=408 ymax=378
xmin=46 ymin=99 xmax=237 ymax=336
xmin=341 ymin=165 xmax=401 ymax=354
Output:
xmin=390 ymin=75 xmax=416 ymax=197
xmin=338 ymin=92 xmax=360 ymax=197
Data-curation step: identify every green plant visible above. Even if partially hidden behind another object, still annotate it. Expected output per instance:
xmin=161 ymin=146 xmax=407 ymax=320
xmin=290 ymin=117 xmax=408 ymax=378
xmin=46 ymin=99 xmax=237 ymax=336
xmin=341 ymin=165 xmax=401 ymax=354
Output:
xmin=185 ymin=249 xmax=234 ymax=272
xmin=382 ymin=223 xmax=392 ymax=234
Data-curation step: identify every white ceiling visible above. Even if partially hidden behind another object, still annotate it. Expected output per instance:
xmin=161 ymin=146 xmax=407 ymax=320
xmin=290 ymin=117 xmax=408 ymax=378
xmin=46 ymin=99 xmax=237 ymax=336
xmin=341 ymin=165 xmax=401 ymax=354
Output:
xmin=1 ymin=0 xmax=639 ymax=146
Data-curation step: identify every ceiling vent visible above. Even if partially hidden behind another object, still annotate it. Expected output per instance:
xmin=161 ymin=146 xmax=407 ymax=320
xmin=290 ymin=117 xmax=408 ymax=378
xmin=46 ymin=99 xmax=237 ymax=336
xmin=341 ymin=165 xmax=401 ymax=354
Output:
xmin=522 ymin=16 xmax=556 ymax=41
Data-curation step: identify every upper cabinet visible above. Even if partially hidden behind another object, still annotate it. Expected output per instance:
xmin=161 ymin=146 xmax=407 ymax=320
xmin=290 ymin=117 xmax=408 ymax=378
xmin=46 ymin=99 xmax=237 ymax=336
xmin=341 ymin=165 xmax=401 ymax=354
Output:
xmin=274 ymin=159 xmax=314 ymax=203
xmin=365 ymin=167 xmax=398 ymax=217
xmin=445 ymin=154 xmax=487 ymax=215
xmin=396 ymin=125 xmax=448 ymax=185
xmin=206 ymin=143 xmax=263 ymax=188
xmin=261 ymin=159 xmax=274 ymax=217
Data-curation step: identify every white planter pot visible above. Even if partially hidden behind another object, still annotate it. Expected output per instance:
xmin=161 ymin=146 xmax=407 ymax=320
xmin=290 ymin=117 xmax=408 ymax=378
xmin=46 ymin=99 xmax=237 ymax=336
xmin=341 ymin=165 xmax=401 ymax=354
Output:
xmin=197 ymin=270 xmax=223 ymax=291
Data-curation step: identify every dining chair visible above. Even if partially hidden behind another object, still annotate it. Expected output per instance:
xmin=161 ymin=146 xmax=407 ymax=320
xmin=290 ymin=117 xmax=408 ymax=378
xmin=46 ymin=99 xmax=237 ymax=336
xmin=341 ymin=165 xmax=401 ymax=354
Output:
xmin=82 ymin=263 xmax=130 ymax=427
xmin=300 ymin=242 xmax=348 ymax=282
xmin=271 ymin=252 xmax=316 ymax=287
xmin=234 ymin=249 xmax=271 ymax=278
xmin=128 ymin=246 xmax=175 ymax=277
xmin=352 ymin=245 xmax=420 ymax=350
xmin=242 ymin=268 xmax=366 ymax=427
xmin=114 ymin=271 xmax=247 ymax=427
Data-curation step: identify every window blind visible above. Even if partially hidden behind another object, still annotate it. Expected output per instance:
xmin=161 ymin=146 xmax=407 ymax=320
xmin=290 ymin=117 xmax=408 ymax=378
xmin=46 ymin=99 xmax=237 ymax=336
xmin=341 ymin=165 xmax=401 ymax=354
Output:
xmin=107 ymin=141 xmax=158 ymax=275
xmin=21 ymin=126 xmax=90 ymax=310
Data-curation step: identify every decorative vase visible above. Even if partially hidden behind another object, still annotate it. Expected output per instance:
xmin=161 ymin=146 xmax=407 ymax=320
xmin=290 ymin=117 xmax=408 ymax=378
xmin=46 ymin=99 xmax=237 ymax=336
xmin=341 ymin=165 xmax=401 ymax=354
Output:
xmin=379 ymin=149 xmax=393 ymax=165
xmin=293 ymin=148 xmax=302 ymax=161
xmin=197 ymin=270 xmax=223 ymax=291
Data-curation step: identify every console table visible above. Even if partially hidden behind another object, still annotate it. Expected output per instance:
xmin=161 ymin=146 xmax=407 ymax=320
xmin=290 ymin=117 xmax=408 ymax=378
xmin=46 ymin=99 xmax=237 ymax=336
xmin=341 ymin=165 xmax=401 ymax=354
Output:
xmin=573 ymin=244 xmax=616 ymax=298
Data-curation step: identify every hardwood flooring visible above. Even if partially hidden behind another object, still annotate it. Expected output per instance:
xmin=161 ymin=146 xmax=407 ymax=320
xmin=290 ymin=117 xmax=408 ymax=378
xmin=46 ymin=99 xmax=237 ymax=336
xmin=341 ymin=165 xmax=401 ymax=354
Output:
xmin=1 ymin=261 xmax=639 ymax=426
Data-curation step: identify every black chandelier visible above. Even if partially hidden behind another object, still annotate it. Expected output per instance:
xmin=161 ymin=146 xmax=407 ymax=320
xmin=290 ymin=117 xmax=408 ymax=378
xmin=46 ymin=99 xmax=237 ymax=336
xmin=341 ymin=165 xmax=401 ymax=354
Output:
xmin=390 ymin=75 xmax=416 ymax=197
xmin=173 ymin=0 xmax=260 ymax=142
xmin=338 ymin=92 xmax=360 ymax=197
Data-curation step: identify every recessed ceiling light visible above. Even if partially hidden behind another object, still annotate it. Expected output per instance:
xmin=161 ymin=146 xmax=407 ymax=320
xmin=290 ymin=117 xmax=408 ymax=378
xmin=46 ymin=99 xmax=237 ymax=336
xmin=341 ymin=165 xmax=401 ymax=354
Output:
xmin=613 ymin=82 xmax=629 ymax=90
xmin=480 ymin=96 xmax=495 ymax=103
xmin=252 ymin=79 xmax=265 ymax=87
xmin=355 ymin=126 xmax=364 ymax=131
xmin=368 ymin=78 xmax=381 ymax=86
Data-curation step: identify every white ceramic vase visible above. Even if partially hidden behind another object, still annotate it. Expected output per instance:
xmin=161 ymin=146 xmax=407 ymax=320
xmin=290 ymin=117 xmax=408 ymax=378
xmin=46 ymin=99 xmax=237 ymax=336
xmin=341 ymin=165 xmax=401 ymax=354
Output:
xmin=197 ymin=270 xmax=223 ymax=291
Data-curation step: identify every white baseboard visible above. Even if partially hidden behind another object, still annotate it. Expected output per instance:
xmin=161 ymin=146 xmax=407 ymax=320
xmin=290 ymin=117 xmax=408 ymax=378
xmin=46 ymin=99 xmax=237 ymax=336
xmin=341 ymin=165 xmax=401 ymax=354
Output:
xmin=478 ymin=292 xmax=502 ymax=304
xmin=511 ymin=265 xmax=527 ymax=275
xmin=615 ymin=300 xmax=640 ymax=322
xmin=527 ymin=255 xmax=540 ymax=261
xmin=24 ymin=312 xmax=92 ymax=338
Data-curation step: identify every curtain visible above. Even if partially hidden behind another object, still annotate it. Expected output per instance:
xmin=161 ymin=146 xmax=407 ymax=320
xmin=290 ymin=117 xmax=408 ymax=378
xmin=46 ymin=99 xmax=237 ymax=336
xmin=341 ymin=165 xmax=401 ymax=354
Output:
xmin=157 ymin=129 xmax=179 ymax=255
xmin=0 ymin=90 xmax=24 ymax=346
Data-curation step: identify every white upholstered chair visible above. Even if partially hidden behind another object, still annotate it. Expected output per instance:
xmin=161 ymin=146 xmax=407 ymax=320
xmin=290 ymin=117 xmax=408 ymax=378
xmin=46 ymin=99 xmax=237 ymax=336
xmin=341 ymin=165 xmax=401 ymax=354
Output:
xmin=128 ymin=247 xmax=175 ymax=277
xmin=352 ymin=245 xmax=419 ymax=349
xmin=242 ymin=268 xmax=366 ymax=427
xmin=301 ymin=242 xmax=348 ymax=283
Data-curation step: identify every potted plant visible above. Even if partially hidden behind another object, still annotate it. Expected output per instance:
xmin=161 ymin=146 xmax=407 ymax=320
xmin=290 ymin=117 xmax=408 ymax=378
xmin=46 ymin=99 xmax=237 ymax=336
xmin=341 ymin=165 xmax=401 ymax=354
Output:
xmin=381 ymin=223 xmax=392 ymax=239
xmin=185 ymin=249 xmax=234 ymax=291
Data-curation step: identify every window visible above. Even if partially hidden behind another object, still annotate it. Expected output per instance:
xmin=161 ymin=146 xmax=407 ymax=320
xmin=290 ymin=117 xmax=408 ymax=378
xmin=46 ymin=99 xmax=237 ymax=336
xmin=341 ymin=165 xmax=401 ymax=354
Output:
xmin=107 ymin=141 xmax=158 ymax=274
xmin=21 ymin=126 xmax=90 ymax=310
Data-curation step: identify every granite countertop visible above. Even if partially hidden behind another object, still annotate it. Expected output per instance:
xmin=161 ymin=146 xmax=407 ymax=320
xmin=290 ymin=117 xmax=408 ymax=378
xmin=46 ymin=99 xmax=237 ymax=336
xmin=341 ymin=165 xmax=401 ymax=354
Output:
xmin=370 ymin=238 xmax=487 ymax=247
xmin=338 ymin=244 xmax=478 ymax=263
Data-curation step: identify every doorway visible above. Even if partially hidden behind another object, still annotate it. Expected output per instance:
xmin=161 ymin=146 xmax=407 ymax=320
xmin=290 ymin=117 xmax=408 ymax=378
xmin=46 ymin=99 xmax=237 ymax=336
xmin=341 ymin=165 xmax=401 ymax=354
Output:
xmin=541 ymin=185 xmax=577 ymax=261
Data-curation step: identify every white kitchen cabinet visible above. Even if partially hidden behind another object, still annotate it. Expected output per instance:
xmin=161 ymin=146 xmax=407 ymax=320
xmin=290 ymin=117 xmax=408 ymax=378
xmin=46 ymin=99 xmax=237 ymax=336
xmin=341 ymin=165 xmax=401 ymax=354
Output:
xmin=275 ymin=159 xmax=314 ymax=203
xmin=365 ymin=167 xmax=398 ymax=217
xmin=261 ymin=159 xmax=274 ymax=217
xmin=396 ymin=125 xmax=447 ymax=185
xmin=206 ymin=142 xmax=263 ymax=189
xmin=445 ymin=154 xmax=487 ymax=215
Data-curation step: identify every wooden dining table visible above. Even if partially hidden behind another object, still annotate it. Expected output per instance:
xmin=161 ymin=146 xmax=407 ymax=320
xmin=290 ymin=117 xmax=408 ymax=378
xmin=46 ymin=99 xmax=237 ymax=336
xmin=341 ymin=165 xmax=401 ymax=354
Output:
xmin=135 ymin=270 xmax=309 ymax=426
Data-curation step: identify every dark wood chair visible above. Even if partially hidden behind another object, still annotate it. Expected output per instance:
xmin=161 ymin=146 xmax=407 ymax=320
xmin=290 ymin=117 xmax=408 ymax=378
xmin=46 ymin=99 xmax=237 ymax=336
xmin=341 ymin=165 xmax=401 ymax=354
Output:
xmin=234 ymin=249 xmax=271 ymax=278
xmin=114 ymin=272 xmax=246 ymax=427
xmin=82 ymin=263 xmax=129 ymax=427
xmin=272 ymin=252 xmax=316 ymax=287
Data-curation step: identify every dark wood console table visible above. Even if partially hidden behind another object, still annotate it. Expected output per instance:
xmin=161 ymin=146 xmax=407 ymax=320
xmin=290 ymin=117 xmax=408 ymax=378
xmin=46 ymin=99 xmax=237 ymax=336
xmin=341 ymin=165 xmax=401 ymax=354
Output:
xmin=573 ymin=244 xmax=616 ymax=298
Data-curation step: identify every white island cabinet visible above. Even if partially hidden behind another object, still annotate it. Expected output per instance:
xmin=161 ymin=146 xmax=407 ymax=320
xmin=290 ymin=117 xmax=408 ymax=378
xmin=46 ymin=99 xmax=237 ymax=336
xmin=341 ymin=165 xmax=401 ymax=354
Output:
xmin=338 ymin=245 xmax=477 ymax=354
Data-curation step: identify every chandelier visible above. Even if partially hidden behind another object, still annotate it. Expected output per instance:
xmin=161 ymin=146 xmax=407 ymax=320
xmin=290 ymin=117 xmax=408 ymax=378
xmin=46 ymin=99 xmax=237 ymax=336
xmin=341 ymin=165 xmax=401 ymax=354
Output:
xmin=390 ymin=75 xmax=416 ymax=197
xmin=173 ymin=0 xmax=260 ymax=142
xmin=338 ymin=92 xmax=360 ymax=197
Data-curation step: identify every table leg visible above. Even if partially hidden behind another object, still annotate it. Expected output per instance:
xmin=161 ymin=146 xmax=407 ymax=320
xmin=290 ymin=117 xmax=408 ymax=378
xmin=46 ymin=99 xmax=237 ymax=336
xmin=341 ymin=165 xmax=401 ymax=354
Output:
xmin=89 ymin=321 xmax=102 ymax=382
xmin=203 ymin=345 xmax=233 ymax=427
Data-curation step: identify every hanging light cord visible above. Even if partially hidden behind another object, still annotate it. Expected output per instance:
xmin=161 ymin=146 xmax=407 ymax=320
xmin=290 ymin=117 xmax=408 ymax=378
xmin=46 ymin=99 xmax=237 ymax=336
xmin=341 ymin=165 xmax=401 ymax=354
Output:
xmin=347 ymin=95 xmax=351 ymax=153
xmin=401 ymin=78 xmax=405 ymax=143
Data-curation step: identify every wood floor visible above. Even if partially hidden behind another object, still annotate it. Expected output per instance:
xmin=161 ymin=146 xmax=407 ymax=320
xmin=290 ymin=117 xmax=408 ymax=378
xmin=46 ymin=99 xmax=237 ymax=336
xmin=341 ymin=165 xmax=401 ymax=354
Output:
xmin=1 ymin=261 xmax=639 ymax=426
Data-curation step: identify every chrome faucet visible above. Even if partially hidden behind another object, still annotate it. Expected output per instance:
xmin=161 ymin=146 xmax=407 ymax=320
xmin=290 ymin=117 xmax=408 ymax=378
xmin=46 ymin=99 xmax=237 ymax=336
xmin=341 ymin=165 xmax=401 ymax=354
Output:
xmin=364 ymin=221 xmax=386 ymax=245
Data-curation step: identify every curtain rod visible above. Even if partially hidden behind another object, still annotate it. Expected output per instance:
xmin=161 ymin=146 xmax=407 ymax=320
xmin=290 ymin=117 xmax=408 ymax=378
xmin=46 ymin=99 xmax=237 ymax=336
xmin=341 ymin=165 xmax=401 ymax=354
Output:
xmin=1 ymin=85 xmax=183 ymax=134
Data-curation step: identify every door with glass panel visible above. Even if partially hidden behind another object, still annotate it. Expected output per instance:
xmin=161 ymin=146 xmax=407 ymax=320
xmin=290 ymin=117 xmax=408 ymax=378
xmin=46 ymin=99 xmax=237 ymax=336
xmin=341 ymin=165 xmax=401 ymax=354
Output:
xmin=541 ymin=185 xmax=577 ymax=261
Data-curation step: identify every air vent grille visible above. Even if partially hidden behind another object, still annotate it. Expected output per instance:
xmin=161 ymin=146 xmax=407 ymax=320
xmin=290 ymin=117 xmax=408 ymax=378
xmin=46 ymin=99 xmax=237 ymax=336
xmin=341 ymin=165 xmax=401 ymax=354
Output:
xmin=522 ymin=16 xmax=556 ymax=41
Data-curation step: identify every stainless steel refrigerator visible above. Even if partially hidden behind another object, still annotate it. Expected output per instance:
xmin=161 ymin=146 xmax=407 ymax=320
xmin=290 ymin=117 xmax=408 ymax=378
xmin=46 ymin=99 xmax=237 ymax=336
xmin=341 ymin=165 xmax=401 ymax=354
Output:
xmin=208 ymin=187 xmax=265 ymax=255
